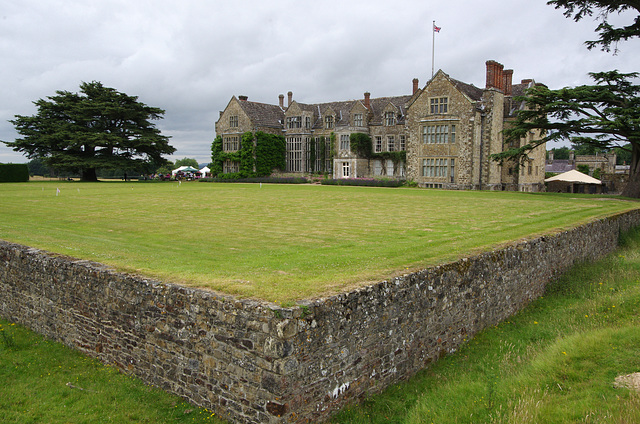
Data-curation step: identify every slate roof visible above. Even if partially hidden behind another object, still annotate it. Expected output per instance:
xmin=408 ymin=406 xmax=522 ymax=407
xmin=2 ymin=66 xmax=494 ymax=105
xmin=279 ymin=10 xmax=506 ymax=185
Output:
xmin=505 ymin=81 xmax=535 ymax=117
xmin=237 ymin=100 xmax=285 ymax=129
xmin=546 ymin=160 xmax=575 ymax=173
xmin=290 ymin=95 xmax=413 ymax=128
xmin=311 ymin=100 xmax=358 ymax=128
xmin=367 ymin=95 xmax=413 ymax=125
xmin=449 ymin=77 xmax=484 ymax=101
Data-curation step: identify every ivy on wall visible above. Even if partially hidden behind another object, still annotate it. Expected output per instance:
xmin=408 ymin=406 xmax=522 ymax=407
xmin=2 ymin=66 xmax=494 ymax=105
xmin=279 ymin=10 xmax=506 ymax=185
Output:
xmin=373 ymin=151 xmax=407 ymax=165
xmin=210 ymin=131 xmax=285 ymax=178
xmin=350 ymin=133 xmax=372 ymax=158
xmin=210 ymin=136 xmax=223 ymax=176
xmin=255 ymin=132 xmax=286 ymax=176
xmin=349 ymin=132 xmax=406 ymax=167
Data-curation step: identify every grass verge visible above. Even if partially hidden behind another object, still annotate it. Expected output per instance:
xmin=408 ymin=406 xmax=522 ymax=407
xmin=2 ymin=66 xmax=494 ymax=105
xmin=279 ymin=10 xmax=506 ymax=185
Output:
xmin=0 ymin=320 xmax=226 ymax=423
xmin=0 ymin=181 xmax=638 ymax=303
xmin=331 ymin=227 xmax=640 ymax=423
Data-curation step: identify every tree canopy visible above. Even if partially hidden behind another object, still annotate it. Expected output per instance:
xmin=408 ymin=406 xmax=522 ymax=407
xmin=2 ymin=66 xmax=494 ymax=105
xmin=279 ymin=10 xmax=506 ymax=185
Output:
xmin=4 ymin=81 xmax=175 ymax=181
xmin=174 ymin=157 xmax=199 ymax=168
xmin=548 ymin=0 xmax=640 ymax=51
xmin=495 ymin=71 xmax=640 ymax=197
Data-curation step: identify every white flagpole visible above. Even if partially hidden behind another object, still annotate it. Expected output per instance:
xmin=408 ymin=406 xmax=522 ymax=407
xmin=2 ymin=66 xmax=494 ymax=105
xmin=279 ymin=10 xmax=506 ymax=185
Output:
xmin=432 ymin=20 xmax=436 ymax=78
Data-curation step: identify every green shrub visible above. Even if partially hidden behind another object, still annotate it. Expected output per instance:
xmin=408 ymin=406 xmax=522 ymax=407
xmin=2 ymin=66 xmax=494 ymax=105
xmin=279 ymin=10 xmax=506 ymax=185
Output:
xmin=321 ymin=178 xmax=404 ymax=187
xmin=199 ymin=176 xmax=307 ymax=184
xmin=0 ymin=164 xmax=29 ymax=182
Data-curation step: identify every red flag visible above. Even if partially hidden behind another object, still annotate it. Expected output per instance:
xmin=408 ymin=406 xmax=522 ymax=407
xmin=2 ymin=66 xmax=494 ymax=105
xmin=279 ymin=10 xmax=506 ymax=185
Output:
xmin=434 ymin=24 xmax=441 ymax=33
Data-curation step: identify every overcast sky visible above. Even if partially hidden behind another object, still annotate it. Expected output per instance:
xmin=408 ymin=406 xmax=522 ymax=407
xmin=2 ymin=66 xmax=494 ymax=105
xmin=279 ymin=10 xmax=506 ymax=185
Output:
xmin=1 ymin=0 xmax=638 ymax=165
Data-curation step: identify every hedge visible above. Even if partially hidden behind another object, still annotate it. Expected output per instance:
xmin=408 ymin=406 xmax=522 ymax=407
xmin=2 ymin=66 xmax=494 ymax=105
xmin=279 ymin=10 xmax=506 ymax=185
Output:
xmin=321 ymin=178 xmax=405 ymax=187
xmin=0 ymin=164 xmax=29 ymax=182
xmin=199 ymin=176 xmax=308 ymax=184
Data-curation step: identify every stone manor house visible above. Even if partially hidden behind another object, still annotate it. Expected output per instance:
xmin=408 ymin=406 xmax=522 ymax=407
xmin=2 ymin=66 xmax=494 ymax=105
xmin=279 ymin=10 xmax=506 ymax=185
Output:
xmin=215 ymin=60 xmax=546 ymax=191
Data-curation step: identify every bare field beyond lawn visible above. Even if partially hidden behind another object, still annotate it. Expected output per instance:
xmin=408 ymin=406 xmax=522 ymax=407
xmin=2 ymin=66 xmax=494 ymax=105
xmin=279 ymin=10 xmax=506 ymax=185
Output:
xmin=0 ymin=181 xmax=637 ymax=303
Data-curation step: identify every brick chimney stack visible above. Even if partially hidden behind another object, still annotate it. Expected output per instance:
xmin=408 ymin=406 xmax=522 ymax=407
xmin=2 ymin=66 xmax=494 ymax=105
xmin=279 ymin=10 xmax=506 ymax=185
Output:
xmin=413 ymin=78 xmax=419 ymax=94
xmin=364 ymin=92 xmax=371 ymax=109
xmin=239 ymin=95 xmax=248 ymax=101
xmin=287 ymin=91 xmax=293 ymax=107
xmin=503 ymin=69 xmax=513 ymax=96
xmin=485 ymin=60 xmax=505 ymax=92
xmin=279 ymin=94 xmax=284 ymax=108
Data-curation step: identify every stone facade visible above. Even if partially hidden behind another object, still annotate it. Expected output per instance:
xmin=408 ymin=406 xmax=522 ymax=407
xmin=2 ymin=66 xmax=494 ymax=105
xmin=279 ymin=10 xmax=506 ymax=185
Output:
xmin=3 ymin=212 xmax=638 ymax=423
xmin=214 ymin=60 xmax=546 ymax=192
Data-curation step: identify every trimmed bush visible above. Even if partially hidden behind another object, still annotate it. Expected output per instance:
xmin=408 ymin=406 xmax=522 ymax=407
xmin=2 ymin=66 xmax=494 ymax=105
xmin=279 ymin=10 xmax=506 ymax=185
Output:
xmin=0 ymin=164 xmax=29 ymax=182
xmin=199 ymin=176 xmax=308 ymax=184
xmin=321 ymin=178 xmax=404 ymax=187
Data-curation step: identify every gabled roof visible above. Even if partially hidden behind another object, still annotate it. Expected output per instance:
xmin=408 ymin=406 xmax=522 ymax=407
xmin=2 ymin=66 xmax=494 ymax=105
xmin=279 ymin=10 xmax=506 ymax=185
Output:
xmin=546 ymin=160 xmax=575 ymax=174
xmin=407 ymin=70 xmax=483 ymax=109
xmin=237 ymin=99 xmax=285 ymax=129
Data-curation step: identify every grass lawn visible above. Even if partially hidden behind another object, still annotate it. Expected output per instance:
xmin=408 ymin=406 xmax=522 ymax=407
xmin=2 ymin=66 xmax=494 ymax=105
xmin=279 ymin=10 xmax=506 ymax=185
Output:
xmin=0 ymin=320 xmax=225 ymax=424
xmin=0 ymin=181 xmax=638 ymax=303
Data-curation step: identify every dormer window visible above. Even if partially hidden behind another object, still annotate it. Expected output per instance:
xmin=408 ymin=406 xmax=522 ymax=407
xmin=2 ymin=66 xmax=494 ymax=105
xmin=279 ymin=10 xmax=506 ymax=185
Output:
xmin=430 ymin=97 xmax=448 ymax=114
xmin=385 ymin=112 xmax=396 ymax=126
xmin=353 ymin=113 xmax=363 ymax=127
xmin=287 ymin=116 xmax=302 ymax=129
xmin=325 ymin=115 xmax=334 ymax=129
xmin=305 ymin=116 xmax=311 ymax=129
xmin=229 ymin=115 xmax=238 ymax=127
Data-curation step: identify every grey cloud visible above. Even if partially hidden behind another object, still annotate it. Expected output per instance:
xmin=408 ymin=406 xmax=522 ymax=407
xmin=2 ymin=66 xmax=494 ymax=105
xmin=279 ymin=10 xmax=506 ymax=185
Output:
xmin=1 ymin=0 xmax=639 ymax=164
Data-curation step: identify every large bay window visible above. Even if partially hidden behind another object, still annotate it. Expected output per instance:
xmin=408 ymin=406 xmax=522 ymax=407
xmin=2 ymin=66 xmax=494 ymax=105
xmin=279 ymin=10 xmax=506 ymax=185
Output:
xmin=287 ymin=137 xmax=303 ymax=172
xmin=421 ymin=158 xmax=449 ymax=177
xmin=223 ymin=135 xmax=241 ymax=152
xmin=421 ymin=123 xmax=456 ymax=144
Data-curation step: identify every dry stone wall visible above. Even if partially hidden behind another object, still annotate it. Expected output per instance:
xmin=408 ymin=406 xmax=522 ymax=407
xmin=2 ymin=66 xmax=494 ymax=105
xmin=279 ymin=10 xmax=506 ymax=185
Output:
xmin=1 ymin=209 xmax=639 ymax=423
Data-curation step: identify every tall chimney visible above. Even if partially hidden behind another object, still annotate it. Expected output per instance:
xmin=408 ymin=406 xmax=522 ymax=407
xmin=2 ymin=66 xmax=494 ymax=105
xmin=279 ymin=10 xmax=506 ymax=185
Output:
xmin=503 ymin=69 xmax=513 ymax=96
xmin=412 ymin=78 xmax=419 ymax=94
xmin=279 ymin=94 xmax=284 ymax=108
xmin=485 ymin=60 xmax=505 ymax=91
xmin=239 ymin=95 xmax=248 ymax=101
xmin=364 ymin=92 xmax=371 ymax=109
xmin=287 ymin=91 xmax=293 ymax=107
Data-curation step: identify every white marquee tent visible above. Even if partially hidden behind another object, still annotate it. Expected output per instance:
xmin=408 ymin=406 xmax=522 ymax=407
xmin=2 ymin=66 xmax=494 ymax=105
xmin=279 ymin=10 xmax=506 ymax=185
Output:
xmin=544 ymin=169 xmax=602 ymax=185
xmin=171 ymin=165 xmax=199 ymax=175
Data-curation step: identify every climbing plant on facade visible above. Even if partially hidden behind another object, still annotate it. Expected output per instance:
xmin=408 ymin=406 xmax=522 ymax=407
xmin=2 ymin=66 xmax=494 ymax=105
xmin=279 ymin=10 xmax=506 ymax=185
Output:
xmin=210 ymin=131 xmax=285 ymax=178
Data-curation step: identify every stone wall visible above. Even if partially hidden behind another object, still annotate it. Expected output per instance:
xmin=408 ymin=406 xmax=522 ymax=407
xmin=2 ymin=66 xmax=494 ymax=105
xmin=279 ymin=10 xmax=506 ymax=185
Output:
xmin=1 ymin=209 xmax=639 ymax=423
